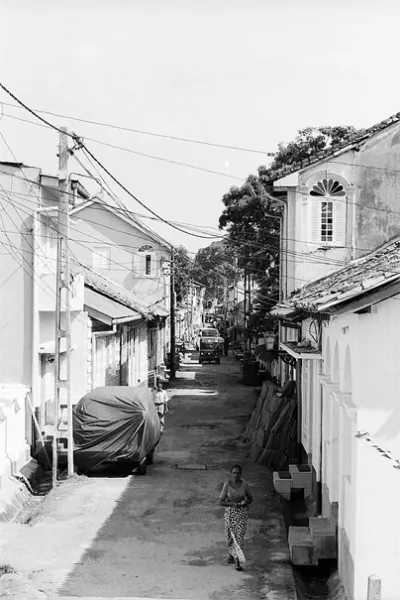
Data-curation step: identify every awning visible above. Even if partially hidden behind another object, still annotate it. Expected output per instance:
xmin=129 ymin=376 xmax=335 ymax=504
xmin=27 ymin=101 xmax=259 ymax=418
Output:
xmin=84 ymin=287 xmax=141 ymax=326
xmin=280 ymin=341 xmax=322 ymax=360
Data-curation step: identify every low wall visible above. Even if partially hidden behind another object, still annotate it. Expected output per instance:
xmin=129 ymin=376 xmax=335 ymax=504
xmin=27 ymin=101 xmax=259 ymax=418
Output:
xmin=243 ymin=380 xmax=298 ymax=470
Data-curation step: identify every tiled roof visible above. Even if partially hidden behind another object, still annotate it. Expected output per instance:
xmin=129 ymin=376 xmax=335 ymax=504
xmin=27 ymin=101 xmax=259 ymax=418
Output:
xmin=71 ymin=263 xmax=153 ymax=319
xmin=271 ymin=112 xmax=400 ymax=182
xmin=274 ymin=237 xmax=400 ymax=314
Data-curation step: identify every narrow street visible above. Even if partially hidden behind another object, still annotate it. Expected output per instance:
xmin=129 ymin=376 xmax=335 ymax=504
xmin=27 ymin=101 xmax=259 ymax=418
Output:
xmin=0 ymin=357 xmax=295 ymax=600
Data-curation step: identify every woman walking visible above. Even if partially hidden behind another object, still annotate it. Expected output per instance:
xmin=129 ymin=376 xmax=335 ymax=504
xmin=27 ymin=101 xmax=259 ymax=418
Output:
xmin=219 ymin=464 xmax=253 ymax=571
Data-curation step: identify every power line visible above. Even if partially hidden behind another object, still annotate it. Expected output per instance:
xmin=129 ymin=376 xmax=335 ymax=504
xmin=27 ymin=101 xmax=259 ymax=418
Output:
xmin=4 ymin=108 xmax=400 ymax=224
xmin=0 ymin=87 xmax=392 ymax=268
xmin=0 ymin=82 xmax=221 ymax=239
xmin=0 ymin=163 xmax=379 ymax=259
xmin=3 ymin=186 xmax=352 ymax=271
xmin=0 ymin=131 xmax=72 ymax=288
xmin=79 ymin=145 xmax=223 ymax=239
xmin=0 ymin=177 xmax=350 ymax=268
xmin=0 ymin=99 xmax=271 ymax=155
xmin=3 ymin=84 xmax=400 ymax=234
xmin=0 ymin=187 xmax=356 ymax=291
xmin=1 ymin=111 xmax=246 ymax=183
xmin=0 ymin=176 xmax=370 ymax=275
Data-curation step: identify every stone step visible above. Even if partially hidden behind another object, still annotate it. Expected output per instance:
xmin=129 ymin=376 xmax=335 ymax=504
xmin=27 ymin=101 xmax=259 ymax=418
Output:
xmin=288 ymin=526 xmax=318 ymax=566
xmin=309 ymin=517 xmax=336 ymax=535
xmin=309 ymin=517 xmax=337 ymax=559
xmin=272 ymin=471 xmax=292 ymax=500
xmin=289 ymin=464 xmax=313 ymax=490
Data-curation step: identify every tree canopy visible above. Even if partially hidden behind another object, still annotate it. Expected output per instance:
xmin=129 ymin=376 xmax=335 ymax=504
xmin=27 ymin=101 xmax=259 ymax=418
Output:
xmin=217 ymin=124 xmax=360 ymax=335
xmin=173 ymin=245 xmax=193 ymax=304
xmin=191 ymin=240 xmax=238 ymax=301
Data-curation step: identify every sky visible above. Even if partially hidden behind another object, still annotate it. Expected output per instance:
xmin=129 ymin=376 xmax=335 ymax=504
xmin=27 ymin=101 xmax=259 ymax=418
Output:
xmin=1 ymin=0 xmax=400 ymax=254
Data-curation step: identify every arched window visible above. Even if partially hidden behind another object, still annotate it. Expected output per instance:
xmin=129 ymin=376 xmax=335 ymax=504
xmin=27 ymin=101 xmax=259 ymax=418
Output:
xmin=138 ymin=245 xmax=154 ymax=276
xmin=309 ymin=178 xmax=346 ymax=246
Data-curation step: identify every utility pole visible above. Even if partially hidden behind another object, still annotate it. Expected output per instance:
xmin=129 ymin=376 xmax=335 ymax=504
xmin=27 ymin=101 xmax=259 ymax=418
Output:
xmin=53 ymin=127 xmax=73 ymax=487
xmin=190 ymin=279 xmax=194 ymax=342
xmin=248 ymin=273 xmax=252 ymax=351
xmin=243 ymin=267 xmax=247 ymax=351
xmin=170 ymin=247 xmax=176 ymax=380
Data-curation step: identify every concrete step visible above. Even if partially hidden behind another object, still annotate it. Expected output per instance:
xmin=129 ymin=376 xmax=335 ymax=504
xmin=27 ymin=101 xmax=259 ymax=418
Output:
xmin=309 ymin=517 xmax=337 ymax=559
xmin=288 ymin=526 xmax=318 ymax=566
xmin=272 ymin=471 xmax=292 ymax=500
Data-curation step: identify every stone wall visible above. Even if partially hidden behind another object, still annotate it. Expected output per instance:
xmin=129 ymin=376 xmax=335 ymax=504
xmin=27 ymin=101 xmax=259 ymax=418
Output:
xmin=243 ymin=380 xmax=298 ymax=470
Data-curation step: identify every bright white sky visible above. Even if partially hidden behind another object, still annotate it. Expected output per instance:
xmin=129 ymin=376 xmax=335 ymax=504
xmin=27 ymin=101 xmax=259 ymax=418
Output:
xmin=1 ymin=0 xmax=399 ymax=254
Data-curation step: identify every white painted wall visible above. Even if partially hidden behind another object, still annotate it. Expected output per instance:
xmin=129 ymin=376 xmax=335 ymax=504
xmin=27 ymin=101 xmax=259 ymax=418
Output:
xmin=69 ymin=202 xmax=171 ymax=308
xmin=317 ymin=297 xmax=400 ymax=600
xmin=39 ymin=310 xmax=88 ymax=408
xmin=0 ymin=385 xmax=31 ymax=494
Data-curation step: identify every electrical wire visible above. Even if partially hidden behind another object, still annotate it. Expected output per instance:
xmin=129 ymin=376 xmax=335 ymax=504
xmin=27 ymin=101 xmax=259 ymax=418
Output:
xmin=0 ymin=153 xmax=396 ymax=254
xmin=0 ymin=83 xmax=226 ymax=238
xmin=2 ymin=84 xmax=399 ymax=284
xmin=1 ymin=111 xmax=245 ymax=184
xmin=0 ymin=181 xmax=363 ymax=269
xmin=0 ymin=99 xmax=271 ymax=155
xmin=0 ymin=131 xmax=72 ymax=292
xmin=80 ymin=145 xmax=219 ymax=239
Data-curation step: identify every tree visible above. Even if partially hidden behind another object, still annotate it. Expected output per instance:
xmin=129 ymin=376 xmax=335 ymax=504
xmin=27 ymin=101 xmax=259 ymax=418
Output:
xmin=219 ymin=124 xmax=360 ymax=322
xmin=258 ymin=125 xmax=361 ymax=184
xmin=219 ymin=175 xmax=281 ymax=286
xmin=192 ymin=241 xmax=237 ymax=301
xmin=173 ymin=246 xmax=193 ymax=304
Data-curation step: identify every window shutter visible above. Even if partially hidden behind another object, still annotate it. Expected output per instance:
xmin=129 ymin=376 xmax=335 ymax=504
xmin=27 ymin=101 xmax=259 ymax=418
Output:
xmin=310 ymin=198 xmax=321 ymax=243
xmin=334 ymin=198 xmax=346 ymax=246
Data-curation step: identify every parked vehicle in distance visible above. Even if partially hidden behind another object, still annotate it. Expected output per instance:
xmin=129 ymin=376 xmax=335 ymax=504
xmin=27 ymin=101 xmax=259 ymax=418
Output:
xmin=200 ymin=327 xmax=219 ymax=337
xmin=73 ymin=385 xmax=161 ymax=475
xmin=197 ymin=327 xmax=224 ymax=350
xmin=199 ymin=337 xmax=221 ymax=364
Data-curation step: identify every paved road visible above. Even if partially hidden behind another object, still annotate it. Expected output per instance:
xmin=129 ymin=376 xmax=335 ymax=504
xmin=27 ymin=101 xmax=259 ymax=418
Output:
xmin=53 ymin=357 xmax=294 ymax=599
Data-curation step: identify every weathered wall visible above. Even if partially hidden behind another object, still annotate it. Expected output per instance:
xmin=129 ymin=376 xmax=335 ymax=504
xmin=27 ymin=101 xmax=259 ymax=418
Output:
xmin=275 ymin=121 xmax=400 ymax=296
xmin=354 ymin=127 xmax=400 ymax=253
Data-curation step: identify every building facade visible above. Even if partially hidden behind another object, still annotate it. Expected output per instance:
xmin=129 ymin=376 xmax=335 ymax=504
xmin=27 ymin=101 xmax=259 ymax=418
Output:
xmin=269 ymin=113 xmax=400 ymax=599
xmin=275 ymin=239 xmax=400 ymax=600
xmin=0 ymin=162 xmax=170 ymax=518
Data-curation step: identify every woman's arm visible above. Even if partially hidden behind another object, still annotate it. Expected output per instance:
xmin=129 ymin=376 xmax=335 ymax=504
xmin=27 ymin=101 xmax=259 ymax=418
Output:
xmin=244 ymin=483 xmax=254 ymax=506
xmin=219 ymin=482 xmax=236 ymax=507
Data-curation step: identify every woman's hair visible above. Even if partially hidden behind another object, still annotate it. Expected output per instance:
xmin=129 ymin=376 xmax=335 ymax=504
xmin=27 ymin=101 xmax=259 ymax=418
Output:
xmin=231 ymin=464 xmax=243 ymax=475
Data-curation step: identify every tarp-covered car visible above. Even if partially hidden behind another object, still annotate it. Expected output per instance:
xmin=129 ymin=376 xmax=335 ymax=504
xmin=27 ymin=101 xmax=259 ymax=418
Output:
xmin=73 ymin=385 xmax=161 ymax=475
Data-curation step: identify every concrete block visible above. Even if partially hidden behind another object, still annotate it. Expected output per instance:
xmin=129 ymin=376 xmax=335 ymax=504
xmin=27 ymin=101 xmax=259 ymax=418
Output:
xmin=288 ymin=526 xmax=318 ymax=566
xmin=309 ymin=517 xmax=335 ymax=535
xmin=289 ymin=464 xmax=313 ymax=489
xmin=310 ymin=517 xmax=337 ymax=559
xmin=273 ymin=471 xmax=292 ymax=497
